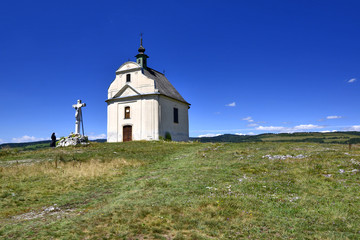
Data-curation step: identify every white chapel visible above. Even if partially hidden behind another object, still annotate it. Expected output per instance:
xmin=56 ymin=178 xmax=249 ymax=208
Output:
xmin=106 ymin=38 xmax=190 ymax=142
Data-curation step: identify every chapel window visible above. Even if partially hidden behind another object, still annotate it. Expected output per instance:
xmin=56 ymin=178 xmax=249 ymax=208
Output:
xmin=174 ymin=108 xmax=179 ymax=123
xmin=125 ymin=106 xmax=130 ymax=119
xmin=126 ymin=74 xmax=131 ymax=82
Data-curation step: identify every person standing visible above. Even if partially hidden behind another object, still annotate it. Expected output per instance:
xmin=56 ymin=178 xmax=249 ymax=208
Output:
xmin=50 ymin=132 xmax=56 ymax=147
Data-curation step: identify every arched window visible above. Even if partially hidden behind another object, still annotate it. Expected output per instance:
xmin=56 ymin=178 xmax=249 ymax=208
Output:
xmin=125 ymin=106 xmax=130 ymax=119
xmin=126 ymin=74 xmax=131 ymax=82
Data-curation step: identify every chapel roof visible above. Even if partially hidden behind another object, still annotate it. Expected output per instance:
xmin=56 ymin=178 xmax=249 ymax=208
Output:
xmin=143 ymin=67 xmax=189 ymax=105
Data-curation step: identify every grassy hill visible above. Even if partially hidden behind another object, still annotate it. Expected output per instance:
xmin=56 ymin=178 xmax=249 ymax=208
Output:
xmin=191 ymin=131 xmax=360 ymax=144
xmin=1 ymin=141 xmax=360 ymax=239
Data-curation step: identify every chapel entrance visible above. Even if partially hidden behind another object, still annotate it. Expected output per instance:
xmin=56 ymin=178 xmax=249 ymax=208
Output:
xmin=123 ymin=126 xmax=132 ymax=142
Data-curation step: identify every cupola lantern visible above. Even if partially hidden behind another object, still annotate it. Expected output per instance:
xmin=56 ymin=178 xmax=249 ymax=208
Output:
xmin=135 ymin=33 xmax=149 ymax=69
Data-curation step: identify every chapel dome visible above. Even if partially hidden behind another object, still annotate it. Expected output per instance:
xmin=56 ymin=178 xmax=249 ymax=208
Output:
xmin=138 ymin=45 xmax=145 ymax=53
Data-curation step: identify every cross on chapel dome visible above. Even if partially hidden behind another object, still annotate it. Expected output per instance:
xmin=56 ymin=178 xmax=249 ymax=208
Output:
xmin=138 ymin=33 xmax=145 ymax=53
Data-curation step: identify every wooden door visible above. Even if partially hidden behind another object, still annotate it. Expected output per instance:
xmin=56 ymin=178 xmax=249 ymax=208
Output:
xmin=123 ymin=126 xmax=132 ymax=142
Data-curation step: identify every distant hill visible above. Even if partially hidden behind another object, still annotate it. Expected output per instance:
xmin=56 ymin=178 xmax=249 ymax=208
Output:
xmin=0 ymin=140 xmax=52 ymax=150
xmin=0 ymin=139 xmax=107 ymax=150
xmin=191 ymin=131 xmax=360 ymax=144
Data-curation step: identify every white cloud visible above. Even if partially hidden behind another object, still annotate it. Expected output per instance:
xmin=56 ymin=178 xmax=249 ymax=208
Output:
xmin=236 ymin=132 xmax=255 ymax=135
xmin=326 ymin=115 xmax=343 ymax=119
xmin=344 ymin=125 xmax=360 ymax=131
xmin=247 ymin=123 xmax=259 ymax=127
xmin=225 ymin=102 xmax=236 ymax=107
xmin=256 ymin=124 xmax=324 ymax=133
xmin=0 ymin=139 xmax=4 ymax=144
xmin=242 ymin=116 xmax=254 ymax=122
xmin=192 ymin=128 xmax=257 ymax=134
xmin=87 ymin=133 xmax=106 ymax=140
xmin=293 ymin=124 xmax=323 ymax=130
xmin=11 ymin=135 xmax=47 ymax=143
xmin=198 ymin=133 xmax=222 ymax=138
xmin=256 ymin=126 xmax=287 ymax=131
xmin=348 ymin=78 xmax=356 ymax=83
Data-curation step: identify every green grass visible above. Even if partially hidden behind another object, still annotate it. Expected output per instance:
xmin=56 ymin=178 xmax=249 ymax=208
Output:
xmin=1 ymin=141 xmax=360 ymax=239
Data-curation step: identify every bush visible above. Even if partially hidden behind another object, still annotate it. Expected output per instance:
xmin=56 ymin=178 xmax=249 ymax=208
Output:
xmin=0 ymin=146 xmax=15 ymax=157
xmin=349 ymin=138 xmax=360 ymax=144
xmin=165 ymin=132 xmax=172 ymax=141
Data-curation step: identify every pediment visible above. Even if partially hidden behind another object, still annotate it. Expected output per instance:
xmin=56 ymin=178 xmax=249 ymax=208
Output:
xmin=113 ymin=85 xmax=140 ymax=98
xmin=116 ymin=61 xmax=141 ymax=74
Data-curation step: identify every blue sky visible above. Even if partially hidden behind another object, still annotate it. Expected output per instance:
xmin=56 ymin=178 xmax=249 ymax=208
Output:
xmin=1 ymin=0 xmax=360 ymax=143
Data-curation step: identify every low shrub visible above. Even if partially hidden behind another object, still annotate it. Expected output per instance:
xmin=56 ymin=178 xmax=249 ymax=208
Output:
xmin=165 ymin=132 xmax=172 ymax=141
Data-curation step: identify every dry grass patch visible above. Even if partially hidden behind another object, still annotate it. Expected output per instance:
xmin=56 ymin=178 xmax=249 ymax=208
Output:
xmin=0 ymin=158 xmax=143 ymax=180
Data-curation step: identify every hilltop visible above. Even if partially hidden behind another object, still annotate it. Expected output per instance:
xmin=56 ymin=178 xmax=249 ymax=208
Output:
xmin=1 ymin=141 xmax=359 ymax=239
xmin=191 ymin=131 xmax=360 ymax=144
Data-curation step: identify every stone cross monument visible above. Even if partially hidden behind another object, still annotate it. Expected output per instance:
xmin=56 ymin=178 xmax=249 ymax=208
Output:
xmin=72 ymin=99 xmax=86 ymax=135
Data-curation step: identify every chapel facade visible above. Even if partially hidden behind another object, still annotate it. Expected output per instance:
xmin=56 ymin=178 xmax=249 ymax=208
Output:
xmin=106 ymin=38 xmax=190 ymax=142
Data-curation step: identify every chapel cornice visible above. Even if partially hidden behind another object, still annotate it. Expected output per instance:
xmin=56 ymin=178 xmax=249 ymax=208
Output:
xmin=105 ymin=93 xmax=160 ymax=103
xmin=105 ymin=93 xmax=191 ymax=108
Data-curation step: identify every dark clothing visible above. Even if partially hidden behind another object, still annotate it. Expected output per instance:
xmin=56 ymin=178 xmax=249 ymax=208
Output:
xmin=50 ymin=133 xmax=56 ymax=147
